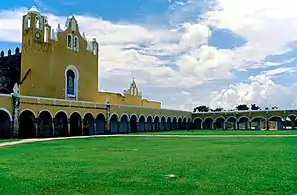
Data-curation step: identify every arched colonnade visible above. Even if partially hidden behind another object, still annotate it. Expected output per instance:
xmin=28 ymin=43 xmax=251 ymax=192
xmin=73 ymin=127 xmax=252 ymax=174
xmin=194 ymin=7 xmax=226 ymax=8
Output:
xmin=0 ymin=109 xmax=192 ymax=139
xmin=192 ymin=115 xmax=297 ymax=130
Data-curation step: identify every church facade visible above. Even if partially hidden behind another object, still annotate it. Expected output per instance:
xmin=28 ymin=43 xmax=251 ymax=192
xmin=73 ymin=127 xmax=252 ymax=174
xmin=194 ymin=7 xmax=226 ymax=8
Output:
xmin=0 ymin=6 xmax=192 ymax=139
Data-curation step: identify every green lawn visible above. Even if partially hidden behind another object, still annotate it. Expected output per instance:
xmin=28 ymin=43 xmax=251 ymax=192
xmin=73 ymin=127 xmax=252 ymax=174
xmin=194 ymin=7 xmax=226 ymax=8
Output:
xmin=0 ymin=136 xmax=297 ymax=194
xmin=135 ymin=129 xmax=297 ymax=135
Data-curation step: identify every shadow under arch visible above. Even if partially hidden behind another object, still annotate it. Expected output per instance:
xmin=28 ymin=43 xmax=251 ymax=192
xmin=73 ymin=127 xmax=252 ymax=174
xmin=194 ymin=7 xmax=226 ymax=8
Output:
xmin=69 ymin=112 xmax=82 ymax=136
xmin=172 ymin=117 xmax=177 ymax=130
xmin=166 ymin=117 xmax=172 ymax=131
xmin=0 ymin=109 xmax=12 ymax=138
xmin=213 ymin=116 xmax=225 ymax=130
xmin=193 ymin=117 xmax=203 ymax=130
xmin=268 ymin=115 xmax=285 ymax=130
xmin=238 ymin=116 xmax=250 ymax=130
xmin=146 ymin=115 xmax=153 ymax=131
xmin=95 ymin=113 xmax=106 ymax=134
xmin=225 ymin=116 xmax=237 ymax=130
xmin=203 ymin=117 xmax=214 ymax=129
xmin=119 ymin=114 xmax=129 ymax=133
xmin=160 ymin=116 xmax=166 ymax=131
xmin=54 ymin=111 xmax=69 ymax=137
xmin=38 ymin=110 xmax=53 ymax=138
xmin=250 ymin=116 xmax=267 ymax=130
xmin=154 ymin=116 xmax=160 ymax=131
xmin=19 ymin=110 xmax=36 ymax=138
xmin=130 ymin=114 xmax=138 ymax=133
xmin=83 ymin=113 xmax=94 ymax=135
xmin=138 ymin=115 xmax=146 ymax=132
xmin=109 ymin=114 xmax=118 ymax=134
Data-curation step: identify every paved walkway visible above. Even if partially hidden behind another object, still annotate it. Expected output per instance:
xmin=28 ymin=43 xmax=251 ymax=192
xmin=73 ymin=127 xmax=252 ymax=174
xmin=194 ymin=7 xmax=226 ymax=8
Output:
xmin=1 ymin=133 xmax=297 ymax=148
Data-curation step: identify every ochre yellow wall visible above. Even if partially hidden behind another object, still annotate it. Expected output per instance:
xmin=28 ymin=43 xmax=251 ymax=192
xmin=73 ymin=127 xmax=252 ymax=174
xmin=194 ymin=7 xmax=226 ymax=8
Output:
xmin=20 ymin=13 xmax=98 ymax=102
xmin=0 ymin=95 xmax=13 ymax=116
xmin=19 ymin=10 xmax=161 ymax=109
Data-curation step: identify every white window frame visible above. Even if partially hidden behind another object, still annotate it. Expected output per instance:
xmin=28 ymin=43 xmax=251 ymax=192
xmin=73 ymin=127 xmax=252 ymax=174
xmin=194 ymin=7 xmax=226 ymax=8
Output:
xmin=65 ymin=65 xmax=79 ymax=100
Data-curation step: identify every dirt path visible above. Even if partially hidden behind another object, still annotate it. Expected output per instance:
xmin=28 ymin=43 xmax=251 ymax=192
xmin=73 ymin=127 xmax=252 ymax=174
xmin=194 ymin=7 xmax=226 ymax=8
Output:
xmin=1 ymin=133 xmax=297 ymax=148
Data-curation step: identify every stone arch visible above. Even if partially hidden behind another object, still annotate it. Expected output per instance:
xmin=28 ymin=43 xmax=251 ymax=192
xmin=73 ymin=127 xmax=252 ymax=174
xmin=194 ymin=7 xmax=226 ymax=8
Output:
xmin=213 ymin=116 xmax=225 ymax=130
xmin=193 ymin=117 xmax=203 ymax=129
xmin=65 ymin=65 xmax=79 ymax=100
xmin=109 ymin=113 xmax=119 ymax=133
xmin=146 ymin=115 xmax=153 ymax=131
xmin=95 ymin=113 xmax=105 ymax=134
xmin=250 ymin=116 xmax=267 ymax=130
xmin=24 ymin=15 xmax=31 ymax=29
xmin=182 ymin=117 xmax=187 ymax=130
xmin=203 ymin=117 xmax=214 ymax=129
xmin=19 ymin=110 xmax=36 ymax=138
xmin=54 ymin=111 xmax=68 ymax=137
xmin=83 ymin=113 xmax=94 ymax=135
xmin=69 ymin=112 xmax=82 ymax=136
xmin=138 ymin=115 xmax=146 ymax=132
xmin=130 ymin=114 xmax=138 ymax=133
xmin=119 ymin=114 xmax=129 ymax=133
xmin=20 ymin=109 xmax=37 ymax=119
xmin=38 ymin=109 xmax=54 ymax=119
xmin=154 ymin=115 xmax=160 ymax=131
xmin=177 ymin=117 xmax=183 ymax=130
xmin=238 ymin=116 xmax=250 ymax=130
xmin=54 ymin=110 xmax=69 ymax=119
xmin=0 ymin=109 xmax=12 ymax=138
xmin=172 ymin=117 xmax=178 ymax=130
xmin=166 ymin=117 xmax=172 ymax=131
xmin=160 ymin=116 xmax=167 ymax=131
xmin=268 ymin=115 xmax=284 ymax=130
xmin=225 ymin=116 xmax=237 ymax=130
xmin=38 ymin=110 xmax=53 ymax=138
xmin=285 ymin=114 xmax=297 ymax=130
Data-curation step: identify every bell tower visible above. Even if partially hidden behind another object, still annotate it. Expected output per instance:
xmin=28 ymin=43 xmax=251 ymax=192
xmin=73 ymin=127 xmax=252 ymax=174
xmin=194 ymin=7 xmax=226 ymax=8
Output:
xmin=22 ymin=6 xmax=45 ymax=46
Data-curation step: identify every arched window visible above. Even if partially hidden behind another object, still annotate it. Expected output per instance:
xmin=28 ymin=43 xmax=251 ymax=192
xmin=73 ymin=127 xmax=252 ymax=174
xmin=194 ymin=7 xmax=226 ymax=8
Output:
xmin=71 ymin=19 xmax=76 ymax=31
xmin=65 ymin=65 xmax=79 ymax=100
xmin=35 ymin=16 xmax=42 ymax=29
xmin=66 ymin=69 xmax=75 ymax=95
xmin=24 ymin=15 xmax=31 ymax=29
xmin=74 ymin=36 xmax=79 ymax=51
xmin=67 ymin=34 xmax=72 ymax=49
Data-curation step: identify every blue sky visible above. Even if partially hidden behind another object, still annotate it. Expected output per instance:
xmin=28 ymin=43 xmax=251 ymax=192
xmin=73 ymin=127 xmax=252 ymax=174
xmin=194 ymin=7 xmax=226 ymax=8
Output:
xmin=1 ymin=0 xmax=297 ymax=110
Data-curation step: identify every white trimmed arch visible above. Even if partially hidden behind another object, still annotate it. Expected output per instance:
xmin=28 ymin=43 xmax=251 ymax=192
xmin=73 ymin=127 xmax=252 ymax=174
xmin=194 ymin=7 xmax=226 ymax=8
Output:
xmin=54 ymin=110 xmax=69 ymax=119
xmin=120 ymin=113 xmax=130 ymax=122
xmin=268 ymin=115 xmax=284 ymax=121
xmin=192 ymin=117 xmax=203 ymax=123
xmin=129 ymin=113 xmax=138 ymax=122
xmin=109 ymin=113 xmax=120 ymax=122
xmin=69 ymin=111 xmax=82 ymax=119
xmin=225 ymin=116 xmax=237 ymax=122
xmin=250 ymin=116 xmax=267 ymax=122
xmin=0 ymin=108 xmax=12 ymax=122
xmin=154 ymin=115 xmax=161 ymax=122
xmin=83 ymin=112 xmax=95 ymax=119
xmin=20 ymin=109 xmax=37 ymax=119
xmin=138 ymin=114 xmax=146 ymax=122
xmin=65 ymin=65 xmax=79 ymax=100
xmin=146 ymin=115 xmax=153 ymax=122
xmin=38 ymin=109 xmax=54 ymax=119
xmin=214 ymin=116 xmax=225 ymax=121
xmin=238 ymin=116 xmax=250 ymax=122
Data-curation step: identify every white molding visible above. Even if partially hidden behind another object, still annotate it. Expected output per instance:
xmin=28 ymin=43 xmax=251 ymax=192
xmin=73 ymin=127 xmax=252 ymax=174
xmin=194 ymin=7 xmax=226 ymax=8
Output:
xmin=65 ymin=65 xmax=79 ymax=100
xmin=0 ymin=108 xmax=13 ymax=122
xmin=138 ymin=114 xmax=146 ymax=122
xmin=192 ymin=117 xmax=203 ymax=123
xmin=250 ymin=116 xmax=267 ymax=122
xmin=154 ymin=115 xmax=160 ymax=122
xmin=69 ymin=111 xmax=82 ymax=119
xmin=129 ymin=113 xmax=138 ymax=122
xmin=95 ymin=112 xmax=106 ymax=119
xmin=146 ymin=115 xmax=153 ymax=122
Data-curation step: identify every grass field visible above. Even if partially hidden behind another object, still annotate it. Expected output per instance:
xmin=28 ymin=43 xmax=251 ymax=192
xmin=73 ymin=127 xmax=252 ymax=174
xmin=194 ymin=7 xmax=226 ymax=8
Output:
xmin=1 ymin=131 xmax=297 ymax=194
xmin=136 ymin=129 xmax=297 ymax=135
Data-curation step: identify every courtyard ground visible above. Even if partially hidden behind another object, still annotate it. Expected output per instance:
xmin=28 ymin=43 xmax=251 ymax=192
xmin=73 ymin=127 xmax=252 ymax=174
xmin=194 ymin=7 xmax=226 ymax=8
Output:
xmin=0 ymin=131 xmax=297 ymax=194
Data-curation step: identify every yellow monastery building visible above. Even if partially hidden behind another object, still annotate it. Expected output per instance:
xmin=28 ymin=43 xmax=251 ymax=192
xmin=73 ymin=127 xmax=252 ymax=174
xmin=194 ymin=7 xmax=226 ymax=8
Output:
xmin=0 ymin=6 xmax=192 ymax=139
xmin=0 ymin=6 xmax=291 ymax=139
